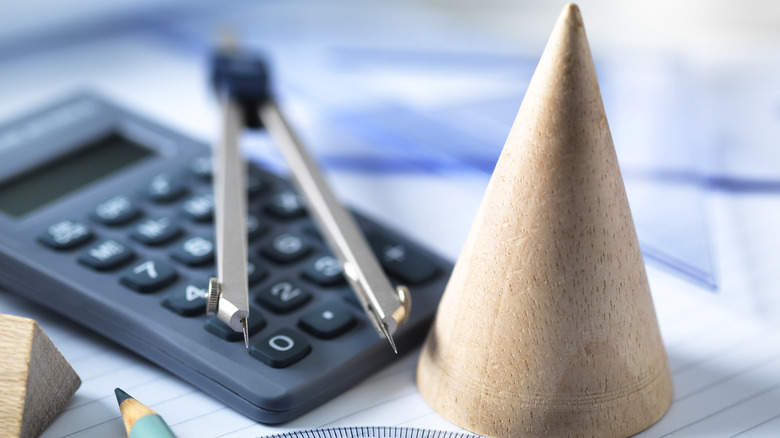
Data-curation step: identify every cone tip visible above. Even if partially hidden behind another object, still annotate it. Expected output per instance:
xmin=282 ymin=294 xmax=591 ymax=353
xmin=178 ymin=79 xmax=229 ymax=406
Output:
xmin=560 ymin=3 xmax=583 ymax=27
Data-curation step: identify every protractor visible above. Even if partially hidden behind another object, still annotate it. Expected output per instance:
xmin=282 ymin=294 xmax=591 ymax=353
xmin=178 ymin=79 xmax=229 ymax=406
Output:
xmin=262 ymin=426 xmax=484 ymax=438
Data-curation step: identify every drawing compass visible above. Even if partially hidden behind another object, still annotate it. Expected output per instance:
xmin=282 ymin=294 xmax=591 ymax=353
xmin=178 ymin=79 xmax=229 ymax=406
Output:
xmin=206 ymin=86 xmax=251 ymax=348
xmin=210 ymin=46 xmax=412 ymax=352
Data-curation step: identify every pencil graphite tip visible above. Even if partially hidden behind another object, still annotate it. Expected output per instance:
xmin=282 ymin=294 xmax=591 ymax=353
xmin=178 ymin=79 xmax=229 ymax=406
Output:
xmin=115 ymin=387 xmax=132 ymax=406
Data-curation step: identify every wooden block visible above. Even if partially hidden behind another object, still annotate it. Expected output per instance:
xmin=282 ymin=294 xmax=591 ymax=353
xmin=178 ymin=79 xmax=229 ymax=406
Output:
xmin=0 ymin=314 xmax=81 ymax=438
xmin=416 ymin=4 xmax=673 ymax=437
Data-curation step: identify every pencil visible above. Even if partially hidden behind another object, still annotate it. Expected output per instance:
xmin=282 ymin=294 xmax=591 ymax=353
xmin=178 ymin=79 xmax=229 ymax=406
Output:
xmin=115 ymin=388 xmax=177 ymax=438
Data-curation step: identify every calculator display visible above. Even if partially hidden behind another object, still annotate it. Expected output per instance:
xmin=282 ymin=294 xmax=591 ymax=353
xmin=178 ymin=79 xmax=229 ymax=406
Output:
xmin=0 ymin=133 xmax=153 ymax=217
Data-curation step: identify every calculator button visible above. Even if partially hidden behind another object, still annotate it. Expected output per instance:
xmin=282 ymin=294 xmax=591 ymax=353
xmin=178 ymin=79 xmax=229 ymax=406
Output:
xmin=246 ymin=213 xmax=268 ymax=241
xmin=255 ymin=279 xmax=311 ymax=313
xmin=367 ymin=232 xmax=440 ymax=284
xmin=190 ymin=155 xmax=213 ymax=180
xmin=205 ymin=306 xmax=266 ymax=341
xmin=146 ymin=173 xmax=186 ymax=203
xmin=120 ymin=259 xmax=178 ymax=293
xmin=181 ymin=194 xmax=214 ymax=222
xmin=302 ymin=255 xmax=345 ymax=287
xmin=38 ymin=220 xmax=93 ymax=250
xmin=250 ymin=328 xmax=311 ymax=368
xmin=265 ymin=191 xmax=306 ymax=220
xmin=299 ymin=301 xmax=356 ymax=339
xmin=130 ymin=216 xmax=182 ymax=246
xmin=260 ymin=232 xmax=311 ymax=264
xmin=170 ymin=236 xmax=215 ymax=267
xmin=78 ymin=239 xmax=134 ymax=271
xmin=91 ymin=195 xmax=141 ymax=225
xmin=161 ymin=282 xmax=208 ymax=316
xmin=247 ymin=257 xmax=269 ymax=286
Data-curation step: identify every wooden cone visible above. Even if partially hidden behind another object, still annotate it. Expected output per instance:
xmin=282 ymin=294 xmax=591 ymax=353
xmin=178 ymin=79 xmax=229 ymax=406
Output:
xmin=416 ymin=4 xmax=673 ymax=437
xmin=0 ymin=314 xmax=81 ymax=438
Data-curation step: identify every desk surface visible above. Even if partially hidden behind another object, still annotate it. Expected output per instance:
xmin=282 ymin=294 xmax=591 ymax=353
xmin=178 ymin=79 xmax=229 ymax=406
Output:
xmin=1 ymin=1 xmax=780 ymax=437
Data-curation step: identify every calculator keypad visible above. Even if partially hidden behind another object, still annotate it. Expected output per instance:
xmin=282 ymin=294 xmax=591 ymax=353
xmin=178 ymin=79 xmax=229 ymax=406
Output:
xmin=36 ymin=159 xmax=445 ymax=371
xmin=38 ymin=158 xmax=387 ymax=365
xmin=38 ymin=157 xmax=439 ymax=386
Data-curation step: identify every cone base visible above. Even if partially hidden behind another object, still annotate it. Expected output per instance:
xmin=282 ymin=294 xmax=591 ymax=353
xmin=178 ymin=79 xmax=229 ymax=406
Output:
xmin=417 ymin=348 xmax=673 ymax=438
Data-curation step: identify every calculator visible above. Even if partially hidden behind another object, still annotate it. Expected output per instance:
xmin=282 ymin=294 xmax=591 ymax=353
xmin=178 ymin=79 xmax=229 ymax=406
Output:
xmin=0 ymin=92 xmax=452 ymax=423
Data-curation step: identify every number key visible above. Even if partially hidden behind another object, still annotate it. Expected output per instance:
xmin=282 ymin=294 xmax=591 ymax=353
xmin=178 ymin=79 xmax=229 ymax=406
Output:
xmin=250 ymin=328 xmax=311 ymax=368
xmin=260 ymin=232 xmax=311 ymax=264
xmin=265 ymin=191 xmax=306 ymax=220
xmin=302 ymin=255 xmax=344 ymax=287
xmin=255 ymin=279 xmax=311 ymax=313
xmin=161 ymin=281 xmax=208 ymax=316
xmin=170 ymin=236 xmax=215 ymax=267
xmin=181 ymin=193 xmax=214 ymax=223
xmin=120 ymin=259 xmax=177 ymax=293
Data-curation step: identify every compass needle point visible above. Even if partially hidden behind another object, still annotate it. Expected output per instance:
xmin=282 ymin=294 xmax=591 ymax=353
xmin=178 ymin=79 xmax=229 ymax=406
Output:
xmin=380 ymin=322 xmax=398 ymax=354
xmin=241 ymin=318 xmax=249 ymax=349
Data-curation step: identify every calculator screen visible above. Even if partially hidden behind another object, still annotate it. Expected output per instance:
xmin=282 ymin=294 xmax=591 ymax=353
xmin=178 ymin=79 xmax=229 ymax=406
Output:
xmin=0 ymin=132 xmax=154 ymax=217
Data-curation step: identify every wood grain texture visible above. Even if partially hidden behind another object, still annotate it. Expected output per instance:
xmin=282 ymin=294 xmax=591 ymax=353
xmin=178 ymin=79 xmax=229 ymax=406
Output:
xmin=416 ymin=4 xmax=673 ymax=437
xmin=0 ymin=314 xmax=81 ymax=438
